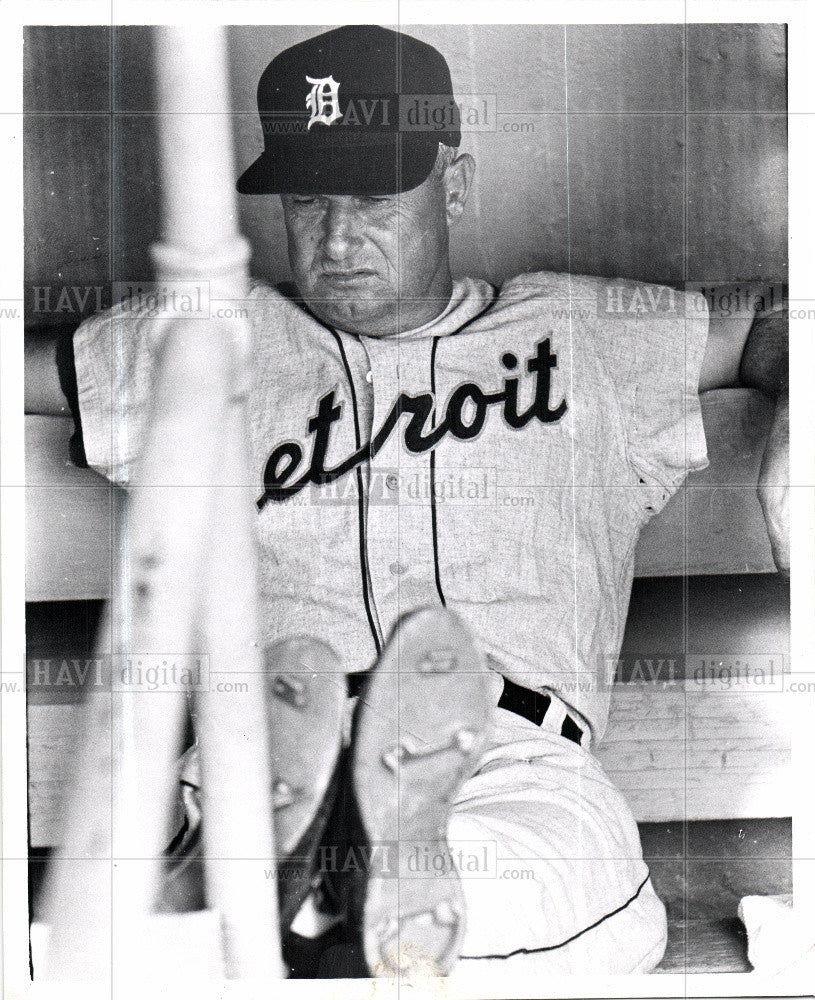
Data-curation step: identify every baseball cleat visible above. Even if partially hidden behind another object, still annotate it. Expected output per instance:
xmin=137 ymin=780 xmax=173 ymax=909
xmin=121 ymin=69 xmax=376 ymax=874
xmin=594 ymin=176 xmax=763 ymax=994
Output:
xmin=160 ymin=636 xmax=346 ymax=929
xmin=350 ymin=607 xmax=494 ymax=977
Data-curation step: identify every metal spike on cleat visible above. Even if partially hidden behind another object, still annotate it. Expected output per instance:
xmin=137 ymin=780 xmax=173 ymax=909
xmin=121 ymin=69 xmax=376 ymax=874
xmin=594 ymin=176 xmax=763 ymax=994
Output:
xmin=416 ymin=649 xmax=458 ymax=673
xmin=271 ymin=778 xmax=304 ymax=809
xmin=271 ymin=674 xmax=308 ymax=710
xmin=381 ymin=728 xmax=477 ymax=772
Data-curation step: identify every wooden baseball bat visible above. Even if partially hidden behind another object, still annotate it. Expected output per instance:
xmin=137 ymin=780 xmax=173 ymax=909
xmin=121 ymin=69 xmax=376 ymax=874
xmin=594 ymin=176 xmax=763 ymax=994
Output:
xmin=40 ymin=25 xmax=283 ymax=981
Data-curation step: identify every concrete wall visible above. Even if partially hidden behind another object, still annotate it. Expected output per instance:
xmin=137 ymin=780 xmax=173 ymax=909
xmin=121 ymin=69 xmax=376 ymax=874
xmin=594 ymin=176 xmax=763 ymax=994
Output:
xmin=24 ymin=23 xmax=787 ymax=326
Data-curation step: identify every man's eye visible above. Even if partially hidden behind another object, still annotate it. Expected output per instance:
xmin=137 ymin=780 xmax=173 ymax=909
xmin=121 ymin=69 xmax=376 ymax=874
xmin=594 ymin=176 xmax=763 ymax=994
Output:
xmin=292 ymin=197 xmax=317 ymax=205
xmin=361 ymin=196 xmax=390 ymax=204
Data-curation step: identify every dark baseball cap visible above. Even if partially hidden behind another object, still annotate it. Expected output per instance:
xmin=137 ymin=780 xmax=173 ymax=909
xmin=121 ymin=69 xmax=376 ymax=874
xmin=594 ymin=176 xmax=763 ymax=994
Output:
xmin=236 ymin=25 xmax=461 ymax=196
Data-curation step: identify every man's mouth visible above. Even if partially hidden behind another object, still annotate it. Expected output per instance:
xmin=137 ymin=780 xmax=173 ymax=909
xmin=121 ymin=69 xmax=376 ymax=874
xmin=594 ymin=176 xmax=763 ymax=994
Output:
xmin=320 ymin=269 xmax=376 ymax=284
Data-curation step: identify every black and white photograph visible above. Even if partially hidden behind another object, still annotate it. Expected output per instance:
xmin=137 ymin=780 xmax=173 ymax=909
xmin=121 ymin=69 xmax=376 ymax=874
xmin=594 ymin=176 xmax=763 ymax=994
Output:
xmin=2 ymin=2 xmax=813 ymax=996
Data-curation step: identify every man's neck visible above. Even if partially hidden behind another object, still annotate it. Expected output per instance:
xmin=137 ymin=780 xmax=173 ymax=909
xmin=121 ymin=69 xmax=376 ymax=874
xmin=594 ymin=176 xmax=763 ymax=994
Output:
xmin=304 ymin=282 xmax=457 ymax=339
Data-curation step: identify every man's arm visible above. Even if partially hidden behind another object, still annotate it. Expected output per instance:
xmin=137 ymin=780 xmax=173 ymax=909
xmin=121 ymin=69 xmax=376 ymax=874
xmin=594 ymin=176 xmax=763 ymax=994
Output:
xmin=28 ymin=303 xmax=172 ymax=481
xmin=697 ymin=287 xmax=789 ymax=575
xmin=25 ymin=327 xmax=88 ymax=467
xmin=25 ymin=329 xmax=73 ymax=415
xmin=739 ymin=306 xmax=790 ymax=576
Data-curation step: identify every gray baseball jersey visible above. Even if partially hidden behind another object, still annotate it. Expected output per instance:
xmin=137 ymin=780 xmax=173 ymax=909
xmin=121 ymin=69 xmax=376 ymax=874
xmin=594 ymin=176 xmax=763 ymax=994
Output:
xmin=74 ymin=271 xmax=709 ymax=741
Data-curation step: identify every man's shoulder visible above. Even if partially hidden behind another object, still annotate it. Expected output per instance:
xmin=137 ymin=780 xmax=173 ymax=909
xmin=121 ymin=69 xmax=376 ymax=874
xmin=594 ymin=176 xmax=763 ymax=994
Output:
xmin=249 ymin=277 xmax=295 ymax=299
xmin=247 ymin=278 xmax=311 ymax=319
xmin=73 ymin=278 xmax=306 ymax=343
xmin=499 ymin=269 xmax=670 ymax=299
xmin=496 ymin=270 xmax=617 ymax=309
xmin=484 ymin=271 xmax=614 ymax=332
xmin=496 ymin=270 xmax=707 ymax=325
xmin=245 ymin=278 xmax=320 ymax=341
xmin=247 ymin=277 xmax=295 ymax=306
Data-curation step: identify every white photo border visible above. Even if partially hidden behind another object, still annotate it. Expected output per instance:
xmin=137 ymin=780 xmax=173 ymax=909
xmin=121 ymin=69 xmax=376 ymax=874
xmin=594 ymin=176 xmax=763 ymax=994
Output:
xmin=2 ymin=2 xmax=813 ymax=998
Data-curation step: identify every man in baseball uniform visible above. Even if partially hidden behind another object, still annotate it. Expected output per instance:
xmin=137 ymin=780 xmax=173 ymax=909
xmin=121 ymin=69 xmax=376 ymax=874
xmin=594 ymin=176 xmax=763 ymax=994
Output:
xmin=32 ymin=25 xmax=789 ymax=980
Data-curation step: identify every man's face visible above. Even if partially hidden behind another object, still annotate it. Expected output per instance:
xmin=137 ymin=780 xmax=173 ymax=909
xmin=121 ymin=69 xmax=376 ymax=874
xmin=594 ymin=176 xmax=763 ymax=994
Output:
xmin=281 ymin=166 xmax=455 ymax=336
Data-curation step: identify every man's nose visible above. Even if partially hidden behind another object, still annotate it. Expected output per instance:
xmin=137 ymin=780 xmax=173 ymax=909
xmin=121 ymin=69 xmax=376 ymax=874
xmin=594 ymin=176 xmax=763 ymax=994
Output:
xmin=321 ymin=199 xmax=363 ymax=259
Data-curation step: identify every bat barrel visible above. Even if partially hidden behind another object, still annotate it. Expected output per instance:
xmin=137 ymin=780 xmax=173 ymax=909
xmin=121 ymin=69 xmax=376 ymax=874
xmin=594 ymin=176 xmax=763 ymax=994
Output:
xmin=40 ymin=25 xmax=283 ymax=982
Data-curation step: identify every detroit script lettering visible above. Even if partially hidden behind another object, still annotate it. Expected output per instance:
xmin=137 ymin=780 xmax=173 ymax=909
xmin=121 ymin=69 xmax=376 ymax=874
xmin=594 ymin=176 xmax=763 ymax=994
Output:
xmin=257 ymin=338 xmax=567 ymax=509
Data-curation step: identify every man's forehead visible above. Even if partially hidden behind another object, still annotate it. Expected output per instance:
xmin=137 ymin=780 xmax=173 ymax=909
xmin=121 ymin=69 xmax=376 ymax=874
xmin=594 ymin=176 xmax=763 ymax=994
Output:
xmin=279 ymin=180 xmax=436 ymax=207
xmin=281 ymin=192 xmax=398 ymax=201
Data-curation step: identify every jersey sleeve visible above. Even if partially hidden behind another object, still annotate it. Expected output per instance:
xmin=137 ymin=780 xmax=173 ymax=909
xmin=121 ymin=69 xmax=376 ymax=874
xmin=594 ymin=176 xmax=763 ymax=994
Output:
xmin=586 ymin=276 xmax=710 ymax=515
xmin=73 ymin=302 xmax=172 ymax=485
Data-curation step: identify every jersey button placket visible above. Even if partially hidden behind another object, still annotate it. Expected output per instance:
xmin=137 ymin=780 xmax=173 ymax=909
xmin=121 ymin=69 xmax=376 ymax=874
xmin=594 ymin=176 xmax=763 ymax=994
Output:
xmin=342 ymin=333 xmax=382 ymax=650
xmin=362 ymin=341 xmax=401 ymax=629
xmin=370 ymin=338 xmax=441 ymax=628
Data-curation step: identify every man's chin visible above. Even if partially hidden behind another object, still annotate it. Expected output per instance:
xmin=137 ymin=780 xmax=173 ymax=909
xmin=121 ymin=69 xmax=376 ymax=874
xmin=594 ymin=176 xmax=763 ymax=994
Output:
xmin=309 ymin=297 xmax=396 ymax=337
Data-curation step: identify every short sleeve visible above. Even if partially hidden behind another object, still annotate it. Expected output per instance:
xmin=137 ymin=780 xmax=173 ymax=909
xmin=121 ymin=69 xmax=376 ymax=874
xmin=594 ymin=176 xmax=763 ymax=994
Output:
xmin=73 ymin=302 xmax=172 ymax=485
xmin=587 ymin=276 xmax=710 ymax=515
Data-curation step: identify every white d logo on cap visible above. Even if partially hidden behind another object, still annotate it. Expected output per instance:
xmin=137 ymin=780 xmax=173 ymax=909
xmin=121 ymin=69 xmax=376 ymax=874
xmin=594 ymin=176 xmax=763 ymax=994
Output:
xmin=305 ymin=75 xmax=343 ymax=130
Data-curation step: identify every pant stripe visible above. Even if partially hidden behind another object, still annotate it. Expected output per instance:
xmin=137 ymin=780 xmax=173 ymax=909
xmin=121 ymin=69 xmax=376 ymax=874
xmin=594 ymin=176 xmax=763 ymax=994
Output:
xmin=459 ymin=871 xmax=652 ymax=960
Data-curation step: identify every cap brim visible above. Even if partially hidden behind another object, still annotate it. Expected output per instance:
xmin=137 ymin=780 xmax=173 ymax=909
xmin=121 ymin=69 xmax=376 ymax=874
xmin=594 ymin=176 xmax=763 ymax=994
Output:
xmin=236 ymin=134 xmax=439 ymax=196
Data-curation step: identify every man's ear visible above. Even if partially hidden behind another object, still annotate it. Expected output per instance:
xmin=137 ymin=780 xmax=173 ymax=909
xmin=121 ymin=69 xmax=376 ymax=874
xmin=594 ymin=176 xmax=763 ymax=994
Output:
xmin=443 ymin=152 xmax=475 ymax=225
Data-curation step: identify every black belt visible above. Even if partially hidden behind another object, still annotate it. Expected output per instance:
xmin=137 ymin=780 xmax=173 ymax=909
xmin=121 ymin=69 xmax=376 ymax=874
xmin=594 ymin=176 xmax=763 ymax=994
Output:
xmin=498 ymin=675 xmax=585 ymax=744
xmin=348 ymin=672 xmax=584 ymax=745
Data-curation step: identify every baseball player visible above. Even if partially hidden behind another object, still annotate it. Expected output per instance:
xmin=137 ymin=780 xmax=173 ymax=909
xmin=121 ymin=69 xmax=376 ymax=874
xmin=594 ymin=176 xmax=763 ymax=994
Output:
xmin=30 ymin=24 xmax=789 ymax=981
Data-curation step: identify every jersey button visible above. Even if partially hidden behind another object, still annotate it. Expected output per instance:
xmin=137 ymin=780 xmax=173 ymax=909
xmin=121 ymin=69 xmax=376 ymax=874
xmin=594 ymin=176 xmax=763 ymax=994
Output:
xmin=389 ymin=561 xmax=407 ymax=576
xmin=365 ymin=370 xmax=373 ymax=383
xmin=385 ymin=473 xmax=399 ymax=491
